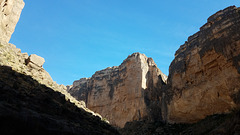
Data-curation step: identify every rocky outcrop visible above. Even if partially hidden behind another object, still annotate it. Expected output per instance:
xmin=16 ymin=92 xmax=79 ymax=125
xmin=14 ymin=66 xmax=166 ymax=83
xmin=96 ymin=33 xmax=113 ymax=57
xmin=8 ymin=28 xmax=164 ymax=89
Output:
xmin=0 ymin=65 xmax=120 ymax=135
xmin=68 ymin=53 xmax=167 ymax=128
xmin=68 ymin=6 xmax=240 ymax=130
xmin=0 ymin=11 xmax=104 ymax=120
xmin=0 ymin=41 xmax=64 ymax=92
xmin=0 ymin=0 xmax=120 ymax=134
xmin=0 ymin=0 xmax=24 ymax=43
xmin=26 ymin=54 xmax=45 ymax=68
xmin=165 ymin=6 xmax=240 ymax=123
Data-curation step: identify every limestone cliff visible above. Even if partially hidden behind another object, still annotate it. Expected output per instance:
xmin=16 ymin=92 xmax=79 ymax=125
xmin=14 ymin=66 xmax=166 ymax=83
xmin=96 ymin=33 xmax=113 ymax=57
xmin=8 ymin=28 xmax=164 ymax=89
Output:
xmin=0 ymin=0 xmax=24 ymax=42
xmin=68 ymin=53 xmax=167 ymax=127
xmin=68 ymin=6 xmax=240 ymax=130
xmin=165 ymin=6 xmax=240 ymax=123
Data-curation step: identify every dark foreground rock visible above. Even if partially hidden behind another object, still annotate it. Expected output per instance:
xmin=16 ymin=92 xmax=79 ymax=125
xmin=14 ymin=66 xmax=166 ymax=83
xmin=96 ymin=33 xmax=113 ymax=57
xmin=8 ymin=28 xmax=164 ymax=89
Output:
xmin=120 ymin=110 xmax=240 ymax=135
xmin=0 ymin=65 xmax=119 ymax=135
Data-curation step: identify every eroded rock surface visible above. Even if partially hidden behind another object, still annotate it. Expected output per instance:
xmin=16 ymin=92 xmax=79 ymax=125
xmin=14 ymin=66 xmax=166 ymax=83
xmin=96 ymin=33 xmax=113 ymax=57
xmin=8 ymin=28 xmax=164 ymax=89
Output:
xmin=68 ymin=53 xmax=167 ymax=127
xmin=0 ymin=0 xmax=24 ymax=43
xmin=165 ymin=6 xmax=240 ymax=123
xmin=26 ymin=54 xmax=45 ymax=67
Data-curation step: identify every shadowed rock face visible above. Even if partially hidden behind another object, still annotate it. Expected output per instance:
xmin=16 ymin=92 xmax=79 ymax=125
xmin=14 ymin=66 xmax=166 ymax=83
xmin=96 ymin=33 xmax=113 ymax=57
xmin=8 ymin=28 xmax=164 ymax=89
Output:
xmin=0 ymin=1 xmax=120 ymax=134
xmin=0 ymin=0 xmax=24 ymax=43
xmin=0 ymin=66 xmax=120 ymax=135
xmin=165 ymin=6 xmax=240 ymax=123
xmin=68 ymin=53 xmax=167 ymax=128
xmin=68 ymin=6 xmax=240 ymax=129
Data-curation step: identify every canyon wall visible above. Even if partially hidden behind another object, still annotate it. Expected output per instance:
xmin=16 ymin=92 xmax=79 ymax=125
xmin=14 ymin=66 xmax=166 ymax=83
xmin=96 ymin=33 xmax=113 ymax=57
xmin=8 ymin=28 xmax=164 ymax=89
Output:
xmin=165 ymin=6 xmax=240 ymax=123
xmin=69 ymin=6 xmax=240 ymax=128
xmin=68 ymin=53 xmax=167 ymax=127
xmin=0 ymin=0 xmax=24 ymax=43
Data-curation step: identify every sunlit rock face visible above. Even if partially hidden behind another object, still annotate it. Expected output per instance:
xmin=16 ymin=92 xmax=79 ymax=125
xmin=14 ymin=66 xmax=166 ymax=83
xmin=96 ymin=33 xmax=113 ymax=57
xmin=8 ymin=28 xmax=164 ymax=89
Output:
xmin=0 ymin=0 xmax=24 ymax=43
xmin=68 ymin=6 xmax=240 ymax=129
xmin=68 ymin=53 xmax=167 ymax=128
xmin=165 ymin=6 xmax=240 ymax=123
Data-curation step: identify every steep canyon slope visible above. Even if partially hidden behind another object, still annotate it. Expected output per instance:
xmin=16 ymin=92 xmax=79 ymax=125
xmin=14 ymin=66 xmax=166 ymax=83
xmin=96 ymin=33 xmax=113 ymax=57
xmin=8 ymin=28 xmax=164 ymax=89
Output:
xmin=0 ymin=0 xmax=120 ymax=134
xmin=68 ymin=6 xmax=240 ymax=130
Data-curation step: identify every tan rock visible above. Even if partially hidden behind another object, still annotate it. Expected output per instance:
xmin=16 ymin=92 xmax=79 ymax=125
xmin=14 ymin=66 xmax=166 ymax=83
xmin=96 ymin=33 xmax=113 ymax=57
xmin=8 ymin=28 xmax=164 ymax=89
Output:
xmin=68 ymin=52 xmax=167 ymax=127
xmin=165 ymin=6 xmax=240 ymax=123
xmin=0 ymin=0 xmax=24 ymax=43
xmin=26 ymin=54 xmax=45 ymax=67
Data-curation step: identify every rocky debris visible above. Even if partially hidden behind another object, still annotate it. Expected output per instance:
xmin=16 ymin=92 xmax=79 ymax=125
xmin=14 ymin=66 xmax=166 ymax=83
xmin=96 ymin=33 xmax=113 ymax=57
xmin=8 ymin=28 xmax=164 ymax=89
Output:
xmin=164 ymin=6 xmax=240 ymax=123
xmin=0 ymin=37 xmax=107 ymax=120
xmin=68 ymin=52 xmax=167 ymax=128
xmin=120 ymin=110 xmax=240 ymax=135
xmin=0 ymin=41 xmax=57 ymax=91
xmin=0 ymin=65 xmax=120 ymax=135
xmin=0 ymin=0 xmax=24 ymax=43
xmin=26 ymin=54 xmax=45 ymax=68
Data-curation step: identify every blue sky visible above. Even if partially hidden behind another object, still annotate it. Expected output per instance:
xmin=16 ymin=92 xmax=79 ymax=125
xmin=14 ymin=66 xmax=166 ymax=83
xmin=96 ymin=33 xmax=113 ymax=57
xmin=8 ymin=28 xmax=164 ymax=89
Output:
xmin=10 ymin=0 xmax=240 ymax=85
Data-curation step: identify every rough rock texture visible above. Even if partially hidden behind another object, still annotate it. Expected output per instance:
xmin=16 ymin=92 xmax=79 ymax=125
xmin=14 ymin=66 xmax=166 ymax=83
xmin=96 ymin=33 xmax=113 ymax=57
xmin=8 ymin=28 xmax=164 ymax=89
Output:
xmin=120 ymin=110 xmax=240 ymax=135
xmin=0 ymin=65 xmax=120 ymax=135
xmin=165 ymin=6 xmax=240 ymax=123
xmin=0 ymin=0 xmax=24 ymax=43
xmin=26 ymin=54 xmax=45 ymax=67
xmin=0 ymin=21 xmax=109 ymax=121
xmin=0 ymin=41 xmax=63 ymax=92
xmin=0 ymin=0 xmax=107 ymax=123
xmin=68 ymin=6 xmax=240 ymax=132
xmin=68 ymin=53 xmax=167 ymax=128
xmin=0 ymin=1 xmax=119 ymax=133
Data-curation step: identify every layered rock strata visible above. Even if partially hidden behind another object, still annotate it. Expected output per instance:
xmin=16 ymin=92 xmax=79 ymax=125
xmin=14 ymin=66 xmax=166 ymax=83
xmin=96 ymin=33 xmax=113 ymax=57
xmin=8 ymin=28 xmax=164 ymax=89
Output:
xmin=69 ymin=6 xmax=240 ymax=129
xmin=0 ymin=0 xmax=24 ymax=42
xmin=165 ymin=6 xmax=240 ymax=123
xmin=68 ymin=53 xmax=167 ymax=128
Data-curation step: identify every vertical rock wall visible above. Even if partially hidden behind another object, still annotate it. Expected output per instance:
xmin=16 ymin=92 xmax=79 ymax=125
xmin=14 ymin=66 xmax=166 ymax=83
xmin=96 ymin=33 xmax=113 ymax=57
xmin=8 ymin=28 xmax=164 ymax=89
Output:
xmin=165 ymin=6 xmax=240 ymax=123
xmin=68 ymin=5 xmax=240 ymax=128
xmin=68 ymin=53 xmax=167 ymax=127
xmin=0 ymin=0 xmax=24 ymax=43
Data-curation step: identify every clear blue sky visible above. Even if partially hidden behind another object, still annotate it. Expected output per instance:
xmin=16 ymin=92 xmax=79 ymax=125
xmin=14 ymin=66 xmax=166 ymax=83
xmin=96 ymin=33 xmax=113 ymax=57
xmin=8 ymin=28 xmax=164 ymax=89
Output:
xmin=10 ymin=0 xmax=240 ymax=85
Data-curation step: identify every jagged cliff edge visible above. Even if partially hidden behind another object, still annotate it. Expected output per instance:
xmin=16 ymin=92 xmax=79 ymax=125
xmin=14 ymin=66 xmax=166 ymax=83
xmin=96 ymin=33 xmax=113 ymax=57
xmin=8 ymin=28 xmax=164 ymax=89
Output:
xmin=68 ymin=5 xmax=240 ymax=129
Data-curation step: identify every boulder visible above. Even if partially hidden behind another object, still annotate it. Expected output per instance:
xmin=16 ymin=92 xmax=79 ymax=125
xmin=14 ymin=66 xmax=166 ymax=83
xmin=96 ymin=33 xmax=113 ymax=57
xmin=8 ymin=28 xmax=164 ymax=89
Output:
xmin=26 ymin=54 xmax=45 ymax=67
